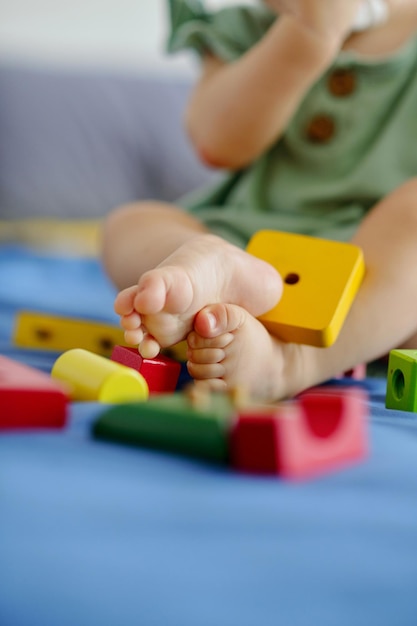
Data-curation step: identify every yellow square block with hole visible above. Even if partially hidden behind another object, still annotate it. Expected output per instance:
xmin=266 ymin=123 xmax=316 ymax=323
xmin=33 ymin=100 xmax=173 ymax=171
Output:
xmin=246 ymin=230 xmax=365 ymax=347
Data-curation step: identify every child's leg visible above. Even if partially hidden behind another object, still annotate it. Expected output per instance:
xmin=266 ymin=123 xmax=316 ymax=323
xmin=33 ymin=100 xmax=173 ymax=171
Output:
xmin=102 ymin=201 xmax=210 ymax=289
xmin=103 ymin=201 xmax=283 ymax=358
xmin=399 ymin=332 xmax=417 ymax=349
xmin=187 ymin=178 xmax=417 ymax=401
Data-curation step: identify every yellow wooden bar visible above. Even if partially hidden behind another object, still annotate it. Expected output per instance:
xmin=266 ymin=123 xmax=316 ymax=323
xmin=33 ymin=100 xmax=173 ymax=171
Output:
xmin=13 ymin=311 xmax=126 ymax=357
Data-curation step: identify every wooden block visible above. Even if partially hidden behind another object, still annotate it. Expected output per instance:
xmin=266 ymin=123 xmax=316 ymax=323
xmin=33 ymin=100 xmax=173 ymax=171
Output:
xmin=385 ymin=349 xmax=417 ymax=412
xmin=13 ymin=310 xmax=126 ymax=357
xmin=0 ymin=355 xmax=68 ymax=429
xmin=51 ymin=348 xmax=149 ymax=403
xmin=336 ymin=363 xmax=367 ymax=380
xmin=92 ymin=392 xmax=235 ymax=464
xmin=246 ymin=230 xmax=365 ymax=346
xmin=111 ymin=345 xmax=181 ymax=394
xmin=230 ymin=387 xmax=368 ymax=479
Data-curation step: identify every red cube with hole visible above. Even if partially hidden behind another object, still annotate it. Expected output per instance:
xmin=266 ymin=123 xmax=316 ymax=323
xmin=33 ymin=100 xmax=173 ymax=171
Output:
xmin=230 ymin=387 xmax=368 ymax=479
xmin=111 ymin=345 xmax=181 ymax=394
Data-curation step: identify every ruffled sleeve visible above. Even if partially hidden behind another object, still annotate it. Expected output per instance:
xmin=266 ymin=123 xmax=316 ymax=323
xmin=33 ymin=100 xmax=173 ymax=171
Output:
xmin=166 ymin=0 xmax=275 ymax=62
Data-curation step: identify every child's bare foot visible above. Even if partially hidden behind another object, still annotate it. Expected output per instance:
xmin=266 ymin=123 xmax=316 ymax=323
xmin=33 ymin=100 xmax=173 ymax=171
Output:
xmin=186 ymin=302 xmax=301 ymax=402
xmin=114 ymin=234 xmax=282 ymax=358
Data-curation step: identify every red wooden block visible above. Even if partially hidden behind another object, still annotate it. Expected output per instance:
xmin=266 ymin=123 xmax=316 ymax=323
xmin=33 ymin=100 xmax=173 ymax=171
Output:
xmin=111 ymin=345 xmax=181 ymax=394
xmin=0 ymin=355 xmax=68 ymax=429
xmin=230 ymin=387 xmax=368 ymax=479
xmin=336 ymin=363 xmax=367 ymax=380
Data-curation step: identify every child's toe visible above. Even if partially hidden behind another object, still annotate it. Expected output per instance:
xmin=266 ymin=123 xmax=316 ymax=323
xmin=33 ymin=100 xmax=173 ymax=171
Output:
xmin=194 ymin=303 xmax=246 ymax=338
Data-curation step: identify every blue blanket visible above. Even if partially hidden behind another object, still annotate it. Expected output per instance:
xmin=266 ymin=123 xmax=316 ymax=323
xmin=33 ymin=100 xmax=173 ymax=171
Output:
xmin=1 ymin=245 xmax=417 ymax=626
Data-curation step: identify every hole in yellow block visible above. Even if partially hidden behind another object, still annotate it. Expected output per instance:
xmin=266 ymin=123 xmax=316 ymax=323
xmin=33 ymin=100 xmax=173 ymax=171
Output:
xmin=284 ymin=273 xmax=300 ymax=285
xmin=35 ymin=327 xmax=53 ymax=341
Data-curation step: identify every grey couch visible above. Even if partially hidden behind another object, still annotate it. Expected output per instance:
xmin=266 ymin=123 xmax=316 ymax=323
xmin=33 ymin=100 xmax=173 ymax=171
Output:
xmin=0 ymin=62 xmax=217 ymax=219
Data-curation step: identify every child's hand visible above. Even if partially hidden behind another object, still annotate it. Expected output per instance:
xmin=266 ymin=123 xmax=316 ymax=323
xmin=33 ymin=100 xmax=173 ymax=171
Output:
xmin=262 ymin=0 xmax=363 ymax=46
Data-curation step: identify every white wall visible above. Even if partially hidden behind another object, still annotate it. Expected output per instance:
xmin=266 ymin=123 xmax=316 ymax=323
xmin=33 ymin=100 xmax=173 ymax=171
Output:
xmin=0 ymin=0 xmax=191 ymax=75
xmin=0 ymin=0 xmax=255 ymax=75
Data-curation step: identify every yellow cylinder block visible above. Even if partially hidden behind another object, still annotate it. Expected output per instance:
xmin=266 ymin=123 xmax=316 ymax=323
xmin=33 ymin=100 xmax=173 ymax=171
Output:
xmin=51 ymin=348 xmax=149 ymax=403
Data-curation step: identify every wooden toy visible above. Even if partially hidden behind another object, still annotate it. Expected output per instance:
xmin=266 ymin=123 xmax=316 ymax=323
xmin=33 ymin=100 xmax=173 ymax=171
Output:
xmin=13 ymin=310 xmax=126 ymax=357
xmin=51 ymin=348 xmax=149 ymax=403
xmin=0 ymin=355 xmax=68 ymax=429
xmin=385 ymin=349 xmax=417 ymax=412
xmin=337 ymin=363 xmax=367 ymax=380
xmin=111 ymin=345 xmax=181 ymax=394
xmin=92 ymin=392 xmax=235 ymax=464
xmin=92 ymin=383 xmax=367 ymax=479
xmin=246 ymin=230 xmax=365 ymax=346
xmin=230 ymin=387 xmax=368 ymax=479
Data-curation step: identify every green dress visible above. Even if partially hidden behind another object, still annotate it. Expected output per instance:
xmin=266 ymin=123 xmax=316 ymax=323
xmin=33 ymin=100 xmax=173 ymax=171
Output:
xmin=167 ymin=0 xmax=417 ymax=248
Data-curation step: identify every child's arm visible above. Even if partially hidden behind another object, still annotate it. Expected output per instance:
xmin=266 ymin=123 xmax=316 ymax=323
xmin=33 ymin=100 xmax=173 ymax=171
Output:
xmin=186 ymin=1 xmax=362 ymax=170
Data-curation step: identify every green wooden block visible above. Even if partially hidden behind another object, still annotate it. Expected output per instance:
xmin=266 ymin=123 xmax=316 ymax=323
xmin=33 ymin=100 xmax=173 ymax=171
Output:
xmin=386 ymin=349 xmax=417 ymax=412
xmin=92 ymin=392 xmax=235 ymax=464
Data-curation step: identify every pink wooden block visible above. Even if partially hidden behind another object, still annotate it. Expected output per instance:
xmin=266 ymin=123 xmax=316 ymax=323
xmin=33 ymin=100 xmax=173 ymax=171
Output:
xmin=230 ymin=387 xmax=368 ymax=479
xmin=111 ymin=345 xmax=181 ymax=394
xmin=0 ymin=355 xmax=68 ymax=429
